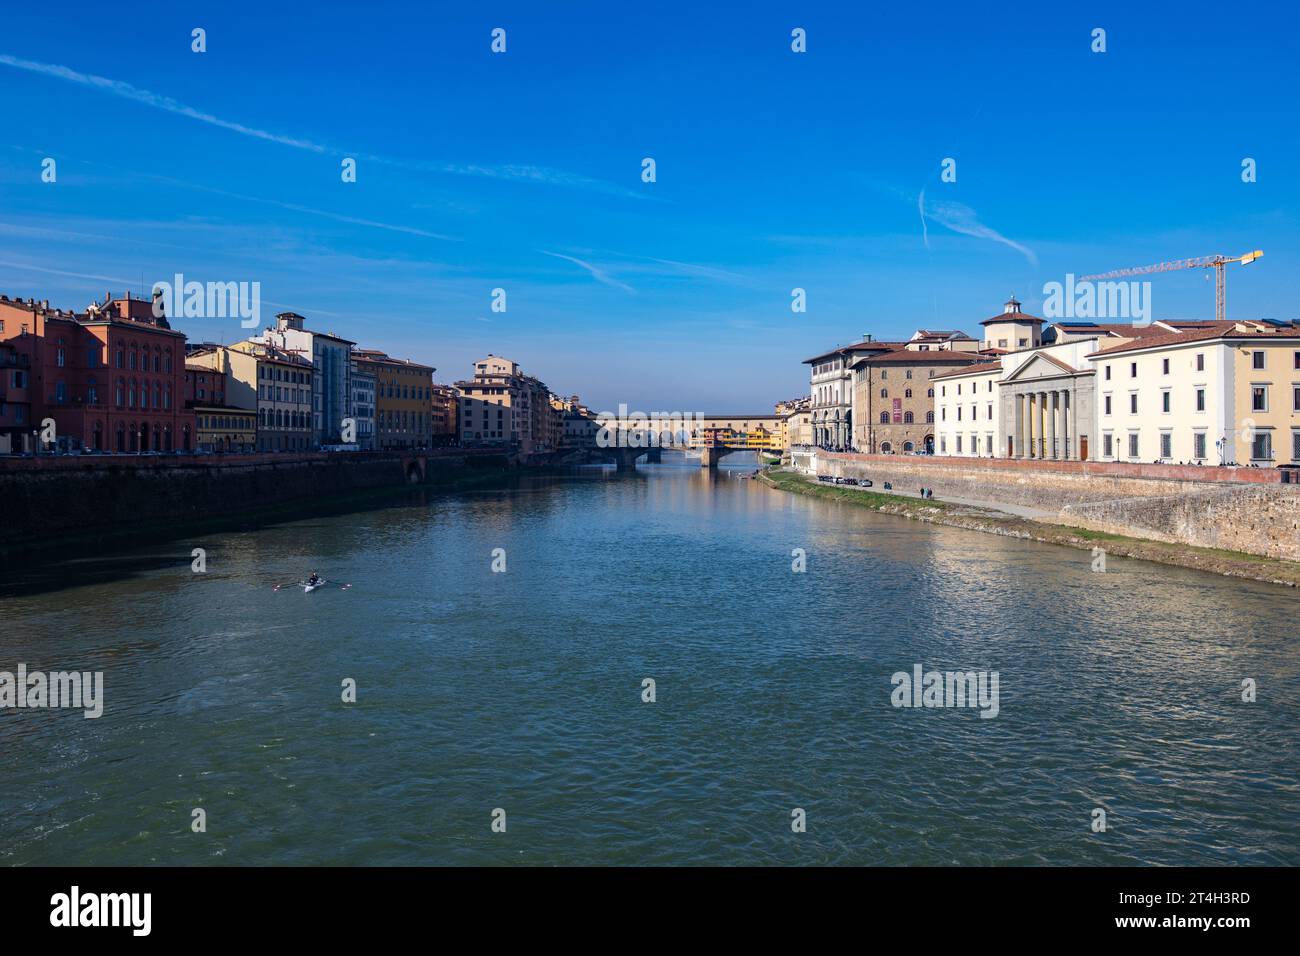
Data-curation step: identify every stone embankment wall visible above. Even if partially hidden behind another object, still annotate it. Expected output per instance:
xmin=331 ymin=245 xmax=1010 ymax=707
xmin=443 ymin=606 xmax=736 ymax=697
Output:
xmin=793 ymin=451 xmax=1299 ymax=561
xmin=0 ymin=451 xmax=502 ymax=551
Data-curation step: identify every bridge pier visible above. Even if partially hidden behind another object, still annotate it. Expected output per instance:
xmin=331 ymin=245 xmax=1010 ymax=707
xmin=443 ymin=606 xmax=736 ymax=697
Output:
xmin=612 ymin=448 xmax=644 ymax=472
xmin=699 ymin=446 xmax=738 ymax=469
xmin=645 ymin=447 xmax=662 ymax=464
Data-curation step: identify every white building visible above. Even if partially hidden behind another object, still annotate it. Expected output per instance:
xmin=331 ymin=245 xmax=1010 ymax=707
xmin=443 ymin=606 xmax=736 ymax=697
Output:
xmin=256 ymin=312 xmax=354 ymax=447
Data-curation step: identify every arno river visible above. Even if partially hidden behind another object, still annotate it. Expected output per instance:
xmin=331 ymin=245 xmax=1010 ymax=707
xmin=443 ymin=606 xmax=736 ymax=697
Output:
xmin=3 ymin=458 xmax=1297 ymax=866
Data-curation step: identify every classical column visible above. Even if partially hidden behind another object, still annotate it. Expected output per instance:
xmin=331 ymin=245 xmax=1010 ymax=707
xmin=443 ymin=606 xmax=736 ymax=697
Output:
xmin=1026 ymin=392 xmax=1034 ymax=458
xmin=1028 ymin=392 xmax=1037 ymax=458
xmin=1039 ymin=390 xmax=1048 ymax=458
xmin=1015 ymin=394 xmax=1024 ymax=457
xmin=1048 ymin=391 xmax=1058 ymax=459
xmin=1060 ymin=390 xmax=1070 ymax=459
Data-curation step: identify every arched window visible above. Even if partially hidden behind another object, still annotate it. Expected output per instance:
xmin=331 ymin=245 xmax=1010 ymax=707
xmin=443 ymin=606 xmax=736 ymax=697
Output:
xmin=116 ymin=424 xmax=125 ymax=452
xmin=116 ymin=378 xmax=125 ymax=407
xmin=881 ymin=442 xmax=892 ymax=453
xmin=926 ymin=411 xmax=934 ymax=423
xmin=879 ymin=388 xmax=888 ymax=398
xmin=903 ymin=441 xmax=914 ymax=451
xmin=904 ymin=411 xmax=914 ymax=424
xmin=879 ymin=412 xmax=889 ymax=424
xmin=259 ymin=408 xmax=267 ymax=426
xmin=905 ymin=389 xmax=913 ymax=399
xmin=927 ymin=388 xmax=934 ymax=397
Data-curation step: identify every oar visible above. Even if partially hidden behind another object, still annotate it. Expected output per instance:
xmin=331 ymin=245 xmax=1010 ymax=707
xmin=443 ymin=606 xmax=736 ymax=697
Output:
xmin=273 ymin=581 xmax=305 ymax=592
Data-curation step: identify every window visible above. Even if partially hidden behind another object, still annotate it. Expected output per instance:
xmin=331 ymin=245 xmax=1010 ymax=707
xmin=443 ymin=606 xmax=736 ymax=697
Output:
xmin=998 ymin=339 xmax=1007 ymax=348
xmin=956 ymin=436 xmax=962 ymax=453
xmin=1194 ymin=432 xmax=1207 ymax=460
xmin=879 ymin=412 xmax=888 ymax=424
xmin=1161 ymin=391 xmax=1171 ymax=413
xmin=1252 ymin=351 xmax=1265 ymax=370
xmin=1130 ymin=362 xmax=1137 ymax=377
xmin=904 ymin=389 xmax=912 ymax=398
xmin=1252 ymin=431 xmax=1272 ymax=461
xmin=1129 ymin=394 xmax=1137 ymax=414
xmin=1162 ymin=358 xmax=1169 ymax=374
xmin=1294 ymin=351 xmax=1300 ymax=370
xmin=1018 ymin=338 xmax=1027 ymax=347
xmin=1128 ymin=433 xmax=1139 ymax=458
xmin=880 ymin=388 xmax=888 ymax=398
xmin=1104 ymin=365 xmax=1111 ymax=380
xmin=1196 ymin=388 xmax=1206 ymax=412
xmin=1252 ymin=386 xmax=1268 ymax=412
xmin=925 ymin=411 xmax=934 ymax=423
xmin=1196 ymin=353 xmax=1205 ymax=371
xmin=1294 ymin=431 xmax=1300 ymax=461
xmin=1102 ymin=433 xmax=1113 ymax=457
xmin=1104 ymin=395 xmax=1112 ymax=415
xmin=903 ymin=411 xmax=914 ymax=424
xmin=1160 ymin=432 xmax=1172 ymax=458
xmin=905 ymin=370 xmax=913 ymax=379
xmin=927 ymin=388 xmax=933 ymax=398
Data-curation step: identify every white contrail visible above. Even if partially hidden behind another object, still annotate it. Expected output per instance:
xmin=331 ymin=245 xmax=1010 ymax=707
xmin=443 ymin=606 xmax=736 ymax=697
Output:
xmin=918 ymin=192 xmax=1037 ymax=268
xmin=0 ymin=53 xmax=330 ymax=152
xmin=0 ymin=52 xmax=646 ymax=199
xmin=541 ymin=251 xmax=635 ymax=294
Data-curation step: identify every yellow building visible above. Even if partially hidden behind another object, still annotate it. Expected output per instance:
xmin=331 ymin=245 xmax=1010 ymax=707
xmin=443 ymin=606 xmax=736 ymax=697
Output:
xmin=353 ymin=349 xmax=435 ymax=450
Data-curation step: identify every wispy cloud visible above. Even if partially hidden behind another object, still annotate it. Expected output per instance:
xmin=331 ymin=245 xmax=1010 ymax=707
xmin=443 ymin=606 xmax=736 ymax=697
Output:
xmin=0 ymin=52 xmax=646 ymax=200
xmin=541 ymin=251 xmax=635 ymax=294
xmin=172 ymin=182 xmax=459 ymax=241
xmin=0 ymin=53 xmax=330 ymax=152
xmin=0 ymin=258 xmax=137 ymax=286
xmin=918 ymin=189 xmax=1038 ymax=268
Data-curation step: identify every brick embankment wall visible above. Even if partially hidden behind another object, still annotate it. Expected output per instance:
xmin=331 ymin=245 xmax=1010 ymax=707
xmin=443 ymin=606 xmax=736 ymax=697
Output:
xmin=791 ymin=450 xmax=1299 ymax=561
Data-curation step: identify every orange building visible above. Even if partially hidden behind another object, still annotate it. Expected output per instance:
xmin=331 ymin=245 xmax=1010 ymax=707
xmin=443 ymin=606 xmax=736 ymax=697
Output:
xmin=352 ymin=349 xmax=435 ymax=450
xmin=0 ymin=291 xmax=195 ymax=452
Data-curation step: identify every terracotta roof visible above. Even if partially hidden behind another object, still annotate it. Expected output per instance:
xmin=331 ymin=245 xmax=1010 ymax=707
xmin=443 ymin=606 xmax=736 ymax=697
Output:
xmin=933 ymin=361 xmax=1002 ymax=379
xmin=857 ymin=350 xmax=983 ymax=365
xmin=802 ymin=340 xmax=906 ymax=364
xmin=1085 ymin=321 xmax=1300 ymax=357
xmin=980 ymin=310 xmax=1045 ymax=326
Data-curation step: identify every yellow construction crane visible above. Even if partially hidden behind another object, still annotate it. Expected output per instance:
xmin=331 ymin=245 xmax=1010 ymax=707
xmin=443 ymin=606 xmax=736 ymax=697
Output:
xmin=1080 ymin=250 xmax=1263 ymax=322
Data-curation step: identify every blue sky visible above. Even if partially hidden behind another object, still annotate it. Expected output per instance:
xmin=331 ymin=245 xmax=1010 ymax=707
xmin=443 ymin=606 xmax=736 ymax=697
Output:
xmin=1 ymin=1 xmax=1297 ymax=410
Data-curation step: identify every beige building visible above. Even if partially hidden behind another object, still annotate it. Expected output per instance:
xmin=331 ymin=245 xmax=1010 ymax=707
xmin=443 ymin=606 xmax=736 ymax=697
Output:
xmin=979 ymin=297 xmax=1044 ymax=353
xmin=456 ymin=355 xmax=555 ymax=455
xmin=804 ymin=338 xmax=901 ymax=449
xmin=220 ymin=340 xmax=314 ymax=451
xmin=776 ymin=397 xmax=812 ymax=448
xmin=1088 ymin=320 xmax=1300 ymax=465
xmin=853 ymin=348 xmax=981 ymax=453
